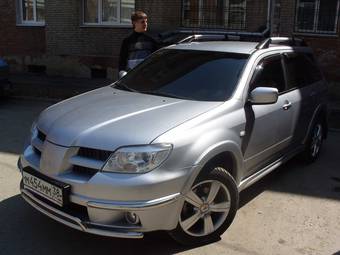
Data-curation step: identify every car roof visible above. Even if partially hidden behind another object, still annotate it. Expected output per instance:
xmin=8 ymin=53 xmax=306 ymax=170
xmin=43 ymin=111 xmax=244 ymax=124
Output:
xmin=167 ymin=41 xmax=259 ymax=54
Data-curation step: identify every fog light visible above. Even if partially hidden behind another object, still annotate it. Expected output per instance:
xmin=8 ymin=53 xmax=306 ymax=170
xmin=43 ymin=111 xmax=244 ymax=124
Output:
xmin=125 ymin=212 xmax=140 ymax=225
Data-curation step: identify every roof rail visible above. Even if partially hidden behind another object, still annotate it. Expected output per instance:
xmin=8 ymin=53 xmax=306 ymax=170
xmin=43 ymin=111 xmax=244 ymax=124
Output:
xmin=159 ymin=31 xmax=307 ymax=49
xmin=159 ymin=30 xmax=265 ymax=45
xmin=256 ymin=37 xmax=307 ymax=50
xmin=177 ymin=34 xmax=237 ymax=44
xmin=177 ymin=33 xmax=268 ymax=44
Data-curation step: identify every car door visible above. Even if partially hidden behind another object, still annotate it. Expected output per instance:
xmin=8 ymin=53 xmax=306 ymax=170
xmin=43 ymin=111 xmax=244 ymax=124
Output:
xmin=282 ymin=52 xmax=323 ymax=145
xmin=243 ymin=54 xmax=295 ymax=176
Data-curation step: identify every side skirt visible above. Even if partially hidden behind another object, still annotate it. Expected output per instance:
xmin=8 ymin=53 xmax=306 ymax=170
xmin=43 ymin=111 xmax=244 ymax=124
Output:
xmin=238 ymin=145 xmax=304 ymax=192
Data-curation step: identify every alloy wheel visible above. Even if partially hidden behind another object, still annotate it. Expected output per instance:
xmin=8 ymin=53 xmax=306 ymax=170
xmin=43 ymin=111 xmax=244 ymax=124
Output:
xmin=310 ymin=123 xmax=323 ymax=158
xmin=179 ymin=180 xmax=231 ymax=237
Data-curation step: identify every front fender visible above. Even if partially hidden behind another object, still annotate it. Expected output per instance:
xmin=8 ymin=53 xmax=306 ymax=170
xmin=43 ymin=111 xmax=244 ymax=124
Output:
xmin=181 ymin=140 xmax=244 ymax=194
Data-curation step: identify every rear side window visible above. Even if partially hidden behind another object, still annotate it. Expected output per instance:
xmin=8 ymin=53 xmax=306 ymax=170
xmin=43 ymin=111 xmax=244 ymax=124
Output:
xmin=284 ymin=53 xmax=323 ymax=89
xmin=250 ymin=55 xmax=285 ymax=93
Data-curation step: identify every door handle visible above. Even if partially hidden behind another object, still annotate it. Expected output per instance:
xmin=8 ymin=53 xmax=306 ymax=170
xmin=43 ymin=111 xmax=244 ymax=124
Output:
xmin=282 ymin=101 xmax=292 ymax=110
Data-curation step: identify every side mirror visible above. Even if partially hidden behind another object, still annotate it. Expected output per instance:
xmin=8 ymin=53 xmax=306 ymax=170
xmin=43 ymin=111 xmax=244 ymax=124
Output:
xmin=249 ymin=87 xmax=279 ymax=105
xmin=118 ymin=70 xmax=127 ymax=79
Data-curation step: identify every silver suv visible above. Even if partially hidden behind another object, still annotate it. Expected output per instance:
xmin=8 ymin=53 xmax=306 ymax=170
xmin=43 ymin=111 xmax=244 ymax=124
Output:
xmin=18 ymin=36 xmax=328 ymax=245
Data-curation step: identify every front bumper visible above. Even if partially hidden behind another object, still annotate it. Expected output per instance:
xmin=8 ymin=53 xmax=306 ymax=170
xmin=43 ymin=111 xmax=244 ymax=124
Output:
xmin=21 ymin=186 xmax=182 ymax=238
xmin=18 ymin=147 xmax=190 ymax=237
xmin=21 ymin=188 xmax=142 ymax=238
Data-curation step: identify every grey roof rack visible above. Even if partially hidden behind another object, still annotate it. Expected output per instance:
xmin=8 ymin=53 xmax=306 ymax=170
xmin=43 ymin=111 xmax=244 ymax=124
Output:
xmin=159 ymin=31 xmax=307 ymax=50
xmin=177 ymin=34 xmax=240 ymax=44
xmin=159 ymin=30 xmax=266 ymax=45
xmin=256 ymin=37 xmax=307 ymax=50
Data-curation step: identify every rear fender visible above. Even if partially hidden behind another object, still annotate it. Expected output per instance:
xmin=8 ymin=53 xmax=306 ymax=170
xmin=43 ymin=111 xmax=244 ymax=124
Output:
xmin=303 ymin=104 xmax=329 ymax=144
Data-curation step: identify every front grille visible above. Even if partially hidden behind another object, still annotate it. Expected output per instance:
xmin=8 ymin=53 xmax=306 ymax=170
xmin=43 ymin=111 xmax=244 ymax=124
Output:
xmin=77 ymin=147 xmax=112 ymax=161
xmin=71 ymin=147 xmax=112 ymax=178
xmin=37 ymin=129 xmax=46 ymax=142
xmin=72 ymin=165 xmax=98 ymax=178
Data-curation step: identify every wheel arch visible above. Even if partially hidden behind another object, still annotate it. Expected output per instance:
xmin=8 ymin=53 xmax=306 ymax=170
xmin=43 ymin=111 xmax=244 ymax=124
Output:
xmin=304 ymin=104 xmax=329 ymax=144
xmin=182 ymin=141 xmax=243 ymax=194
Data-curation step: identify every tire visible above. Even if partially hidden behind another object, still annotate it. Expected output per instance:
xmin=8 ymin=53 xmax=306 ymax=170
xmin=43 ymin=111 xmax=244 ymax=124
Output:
xmin=169 ymin=166 xmax=239 ymax=246
xmin=302 ymin=118 xmax=324 ymax=163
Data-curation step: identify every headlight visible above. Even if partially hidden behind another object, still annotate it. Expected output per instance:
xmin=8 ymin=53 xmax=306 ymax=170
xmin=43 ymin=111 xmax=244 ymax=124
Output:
xmin=102 ymin=144 xmax=172 ymax=173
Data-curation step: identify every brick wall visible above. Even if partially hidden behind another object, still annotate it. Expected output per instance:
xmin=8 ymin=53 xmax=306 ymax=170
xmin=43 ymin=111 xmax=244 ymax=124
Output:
xmin=137 ymin=0 xmax=182 ymax=30
xmin=44 ymin=0 xmax=181 ymax=77
xmin=306 ymin=38 xmax=340 ymax=81
xmin=246 ymin=0 xmax=269 ymax=32
xmin=1 ymin=0 xmax=339 ymax=81
xmin=46 ymin=0 xmax=181 ymax=57
xmin=0 ymin=0 xmax=45 ymax=71
xmin=275 ymin=0 xmax=340 ymax=81
xmin=45 ymin=0 xmax=125 ymax=77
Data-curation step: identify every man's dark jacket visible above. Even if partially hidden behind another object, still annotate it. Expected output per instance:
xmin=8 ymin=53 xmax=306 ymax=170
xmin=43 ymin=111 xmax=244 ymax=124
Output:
xmin=118 ymin=31 xmax=159 ymax=71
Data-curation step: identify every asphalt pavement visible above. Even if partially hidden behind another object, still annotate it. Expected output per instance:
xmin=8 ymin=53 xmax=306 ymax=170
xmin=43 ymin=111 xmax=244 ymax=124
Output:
xmin=1 ymin=98 xmax=340 ymax=255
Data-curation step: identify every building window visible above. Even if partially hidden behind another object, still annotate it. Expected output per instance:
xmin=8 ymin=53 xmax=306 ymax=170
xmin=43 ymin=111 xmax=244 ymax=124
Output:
xmin=182 ymin=0 xmax=246 ymax=30
xmin=17 ymin=0 xmax=45 ymax=25
xmin=295 ymin=0 xmax=340 ymax=34
xmin=83 ymin=0 xmax=135 ymax=25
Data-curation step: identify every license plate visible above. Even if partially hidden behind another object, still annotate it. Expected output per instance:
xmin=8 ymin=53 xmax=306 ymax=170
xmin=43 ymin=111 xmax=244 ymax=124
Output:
xmin=22 ymin=169 xmax=69 ymax=207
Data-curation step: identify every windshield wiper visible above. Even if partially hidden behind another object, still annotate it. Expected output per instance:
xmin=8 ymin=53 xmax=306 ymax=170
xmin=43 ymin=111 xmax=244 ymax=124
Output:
xmin=113 ymin=82 xmax=138 ymax=92
xmin=140 ymin=91 xmax=188 ymax=100
xmin=113 ymin=85 xmax=189 ymax=100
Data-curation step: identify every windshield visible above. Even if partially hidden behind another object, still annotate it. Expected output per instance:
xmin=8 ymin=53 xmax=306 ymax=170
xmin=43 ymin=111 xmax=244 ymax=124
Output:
xmin=115 ymin=49 xmax=249 ymax=101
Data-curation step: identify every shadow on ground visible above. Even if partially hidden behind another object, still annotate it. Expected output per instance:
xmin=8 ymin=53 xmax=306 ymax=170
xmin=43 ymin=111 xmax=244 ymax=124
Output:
xmin=0 ymin=99 xmax=54 ymax=154
xmin=0 ymin=195 xmax=197 ymax=255
xmin=240 ymin=131 xmax=340 ymax=206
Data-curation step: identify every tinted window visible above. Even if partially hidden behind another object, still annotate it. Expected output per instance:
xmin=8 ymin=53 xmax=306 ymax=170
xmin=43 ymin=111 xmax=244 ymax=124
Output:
xmin=115 ymin=49 xmax=248 ymax=101
xmin=284 ymin=53 xmax=322 ymax=89
xmin=250 ymin=56 xmax=285 ymax=93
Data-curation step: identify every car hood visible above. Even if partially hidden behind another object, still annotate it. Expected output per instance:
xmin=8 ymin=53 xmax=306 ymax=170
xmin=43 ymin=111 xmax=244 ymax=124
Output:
xmin=37 ymin=86 xmax=222 ymax=150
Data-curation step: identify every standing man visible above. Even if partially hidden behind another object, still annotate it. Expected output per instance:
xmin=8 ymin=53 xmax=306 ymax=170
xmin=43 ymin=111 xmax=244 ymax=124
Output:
xmin=118 ymin=11 xmax=159 ymax=74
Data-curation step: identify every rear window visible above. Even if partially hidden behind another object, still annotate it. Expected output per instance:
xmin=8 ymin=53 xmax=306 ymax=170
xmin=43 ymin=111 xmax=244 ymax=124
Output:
xmin=115 ymin=49 xmax=249 ymax=101
xmin=284 ymin=53 xmax=323 ymax=89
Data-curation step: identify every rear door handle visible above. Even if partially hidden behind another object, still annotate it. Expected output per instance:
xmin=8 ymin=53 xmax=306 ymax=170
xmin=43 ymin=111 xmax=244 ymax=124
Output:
xmin=282 ymin=101 xmax=292 ymax=110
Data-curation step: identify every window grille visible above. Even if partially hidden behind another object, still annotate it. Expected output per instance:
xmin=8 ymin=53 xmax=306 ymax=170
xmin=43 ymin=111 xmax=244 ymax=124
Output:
xmin=295 ymin=0 xmax=340 ymax=34
xmin=17 ymin=0 xmax=45 ymax=25
xmin=83 ymin=0 xmax=135 ymax=25
xmin=182 ymin=0 xmax=247 ymax=30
